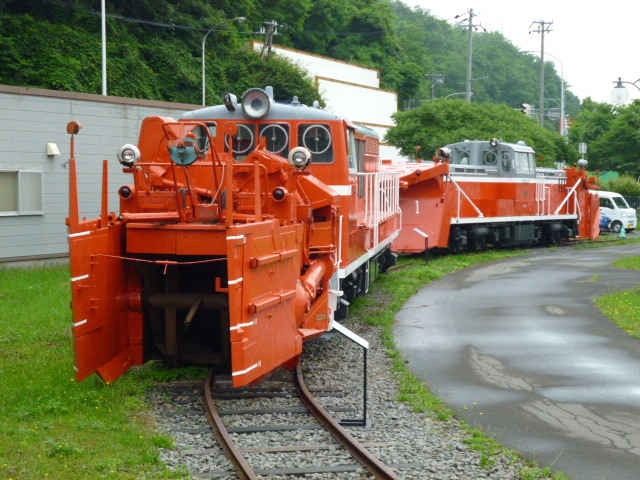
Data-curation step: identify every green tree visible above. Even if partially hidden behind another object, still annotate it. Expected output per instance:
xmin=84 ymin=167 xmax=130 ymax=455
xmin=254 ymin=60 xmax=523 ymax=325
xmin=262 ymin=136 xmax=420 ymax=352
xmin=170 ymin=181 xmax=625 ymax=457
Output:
xmin=386 ymin=99 xmax=576 ymax=165
xmin=569 ymin=99 xmax=640 ymax=176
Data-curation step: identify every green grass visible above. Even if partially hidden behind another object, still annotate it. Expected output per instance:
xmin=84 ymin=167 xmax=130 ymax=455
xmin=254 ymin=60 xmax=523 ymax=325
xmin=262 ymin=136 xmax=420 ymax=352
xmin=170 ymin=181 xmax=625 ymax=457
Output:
xmin=0 ymin=266 xmax=189 ymax=480
xmin=596 ymin=255 xmax=640 ymax=340
xmin=572 ymin=233 xmax=640 ymax=249
xmin=348 ymin=250 xmax=569 ymax=479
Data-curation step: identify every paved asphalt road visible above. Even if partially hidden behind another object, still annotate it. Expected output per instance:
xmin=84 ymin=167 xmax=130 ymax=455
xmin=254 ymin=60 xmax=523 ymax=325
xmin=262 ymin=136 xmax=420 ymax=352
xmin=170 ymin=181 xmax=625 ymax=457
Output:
xmin=394 ymin=243 xmax=640 ymax=480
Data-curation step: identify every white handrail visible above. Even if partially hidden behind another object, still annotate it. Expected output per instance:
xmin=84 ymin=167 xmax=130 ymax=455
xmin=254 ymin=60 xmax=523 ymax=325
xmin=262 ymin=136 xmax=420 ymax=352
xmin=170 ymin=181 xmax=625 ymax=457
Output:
xmin=554 ymin=178 xmax=582 ymax=215
xmin=445 ymin=174 xmax=484 ymax=219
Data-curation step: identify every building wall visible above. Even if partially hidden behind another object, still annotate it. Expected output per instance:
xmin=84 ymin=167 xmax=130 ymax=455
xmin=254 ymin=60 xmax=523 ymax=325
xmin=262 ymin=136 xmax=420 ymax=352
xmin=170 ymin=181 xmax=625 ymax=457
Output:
xmin=316 ymin=77 xmax=397 ymax=127
xmin=251 ymin=41 xmax=380 ymax=88
xmin=0 ymin=85 xmax=198 ymax=262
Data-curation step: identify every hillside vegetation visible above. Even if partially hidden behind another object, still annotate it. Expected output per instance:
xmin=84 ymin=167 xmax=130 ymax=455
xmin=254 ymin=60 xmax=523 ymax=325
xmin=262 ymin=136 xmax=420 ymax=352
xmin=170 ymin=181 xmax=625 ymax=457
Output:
xmin=0 ymin=0 xmax=577 ymax=116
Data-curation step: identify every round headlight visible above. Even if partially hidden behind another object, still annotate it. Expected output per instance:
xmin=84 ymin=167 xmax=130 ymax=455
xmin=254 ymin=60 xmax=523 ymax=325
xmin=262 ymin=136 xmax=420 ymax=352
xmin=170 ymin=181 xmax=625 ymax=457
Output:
xmin=288 ymin=146 xmax=312 ymax=170
xmin=117 ymin=144 xmax=140 ymax=167
xmin=241 ymin=88 xmax=270 ymax=119
xmin=490 ymin=138 xmax=499 ymax=147
xmin=118 ymin=185 xmax=134 ymax=199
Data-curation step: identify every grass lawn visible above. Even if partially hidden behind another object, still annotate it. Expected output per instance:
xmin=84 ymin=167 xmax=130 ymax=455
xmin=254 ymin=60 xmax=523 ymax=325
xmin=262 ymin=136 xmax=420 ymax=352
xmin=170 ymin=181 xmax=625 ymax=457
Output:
xmin=0 ymin=266 xmax=187 ymax=480
xmin=596 ymin=254 xmax=640 ymax=340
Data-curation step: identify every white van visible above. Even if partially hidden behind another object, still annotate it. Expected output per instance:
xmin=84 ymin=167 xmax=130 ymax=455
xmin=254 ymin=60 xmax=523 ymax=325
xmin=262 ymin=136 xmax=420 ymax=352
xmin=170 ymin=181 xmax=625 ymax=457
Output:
xmin=597 ymin=190 xmax=637 ymax=233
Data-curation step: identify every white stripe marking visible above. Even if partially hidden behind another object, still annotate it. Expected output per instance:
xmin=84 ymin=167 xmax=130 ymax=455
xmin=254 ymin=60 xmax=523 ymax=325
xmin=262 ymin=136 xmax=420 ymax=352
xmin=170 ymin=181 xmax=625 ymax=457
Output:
xmin=232 ymin=362 xmax=260 ymax=376
xmin=226 ymin=235 xmax=246 ymax=240
xmin=332 ymin=321 xmax=370 ymax=349
xmin=329 ymin=185 xmax=352 ymax=196
xmin=71 ymin=274 xmax=89 ymax=282
xmin=451 ymin=214 xmax=577 ymax=224
xmin=68 ymin=231 xmax=91 ymax=238
xmin=230 ymin=319 xmax=256 ymax=331
xmin=413 ymin=228 xmax=429 ymax=238
xmin=228 ymin=277 xmax=243 ymax=285
xmin=449 ymin=175 xmax=566 ymax=184
xmin=74 ymin=319 xmax=88 ymax=328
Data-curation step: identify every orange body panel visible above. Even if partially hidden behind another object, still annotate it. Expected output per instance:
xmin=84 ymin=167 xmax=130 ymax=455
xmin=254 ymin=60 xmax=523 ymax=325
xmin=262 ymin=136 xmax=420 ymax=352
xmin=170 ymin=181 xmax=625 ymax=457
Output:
xmin=69 ymin=221 xmax=143 ymax=382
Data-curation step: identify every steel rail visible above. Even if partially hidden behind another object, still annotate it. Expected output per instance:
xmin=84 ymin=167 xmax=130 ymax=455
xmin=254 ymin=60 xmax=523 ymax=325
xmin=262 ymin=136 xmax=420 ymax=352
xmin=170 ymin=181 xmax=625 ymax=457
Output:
xmin=294 ymin=364 xmax=401 ymax=480
xmin=203 ymin=370 xmax=257 ymax=480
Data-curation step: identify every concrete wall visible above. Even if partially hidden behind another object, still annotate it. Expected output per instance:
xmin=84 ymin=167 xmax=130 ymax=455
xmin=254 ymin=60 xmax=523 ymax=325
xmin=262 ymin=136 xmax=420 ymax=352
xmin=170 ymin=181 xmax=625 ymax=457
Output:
xmin=0 ymin=85 xmax=198 ymax=263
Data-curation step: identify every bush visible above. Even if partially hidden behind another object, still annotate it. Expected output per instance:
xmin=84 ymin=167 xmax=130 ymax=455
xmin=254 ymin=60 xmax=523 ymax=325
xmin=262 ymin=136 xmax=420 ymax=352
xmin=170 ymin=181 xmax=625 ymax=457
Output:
xmin=600 ymin=174 xmax=640 ymax=197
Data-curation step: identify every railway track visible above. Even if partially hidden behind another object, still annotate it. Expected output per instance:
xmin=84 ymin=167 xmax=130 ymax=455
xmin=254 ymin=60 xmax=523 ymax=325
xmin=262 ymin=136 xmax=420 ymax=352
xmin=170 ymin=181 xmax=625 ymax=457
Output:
xmin=151 ymin=325 xmax=525 ymax=479
xmin=203 ymin=365 xmax=401 ymax=479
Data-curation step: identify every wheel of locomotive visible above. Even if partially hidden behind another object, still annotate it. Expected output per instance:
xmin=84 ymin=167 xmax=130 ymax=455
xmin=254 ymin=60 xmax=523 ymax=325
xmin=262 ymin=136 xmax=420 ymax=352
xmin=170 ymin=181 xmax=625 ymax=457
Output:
xmin=611 ymin=221 xmax=623 ymax=233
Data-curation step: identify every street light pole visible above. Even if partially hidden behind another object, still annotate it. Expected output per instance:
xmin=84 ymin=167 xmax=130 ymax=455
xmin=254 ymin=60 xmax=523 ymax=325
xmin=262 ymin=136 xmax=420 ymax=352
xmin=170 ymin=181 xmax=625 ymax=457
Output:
xmin=202 ymin=17 xmax=245 ymax=106
xmin=101 ymin=0 xmax=107 ymax=96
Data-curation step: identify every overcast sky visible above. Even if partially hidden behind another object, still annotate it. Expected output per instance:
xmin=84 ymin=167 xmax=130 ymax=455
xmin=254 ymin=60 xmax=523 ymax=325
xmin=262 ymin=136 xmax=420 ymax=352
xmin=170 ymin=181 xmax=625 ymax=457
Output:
xmin=402 ymin=0 xmax=639 ymax=104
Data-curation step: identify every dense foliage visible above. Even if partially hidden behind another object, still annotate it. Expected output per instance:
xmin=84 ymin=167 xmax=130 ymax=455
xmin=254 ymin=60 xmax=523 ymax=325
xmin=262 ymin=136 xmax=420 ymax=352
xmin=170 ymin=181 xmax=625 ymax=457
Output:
xmin=600 ymin=174 xmax=640 ymax=197
xmin=569 ymin=99 xmax=640 ymax=178
xmin=0 ymin=0 xmax=577 ymax=116
xmin=0 ymin=0 xmax=320 ymax=105
xmin=386 ymin=99 xmax=576 ymax=165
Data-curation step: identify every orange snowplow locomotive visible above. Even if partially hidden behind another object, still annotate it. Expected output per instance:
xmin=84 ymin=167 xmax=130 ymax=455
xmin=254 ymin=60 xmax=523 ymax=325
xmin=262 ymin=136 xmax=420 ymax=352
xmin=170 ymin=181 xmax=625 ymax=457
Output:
xmin=67 ymin=87 xmax=401 ymax=387
xmin=384 ymin=139 xmax=600 ymax=253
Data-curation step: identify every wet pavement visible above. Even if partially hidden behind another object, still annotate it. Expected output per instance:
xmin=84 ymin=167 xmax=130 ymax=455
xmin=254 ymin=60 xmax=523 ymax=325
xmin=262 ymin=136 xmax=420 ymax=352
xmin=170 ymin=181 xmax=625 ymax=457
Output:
xmin=394 ymin=243 xmax=640 ymax=480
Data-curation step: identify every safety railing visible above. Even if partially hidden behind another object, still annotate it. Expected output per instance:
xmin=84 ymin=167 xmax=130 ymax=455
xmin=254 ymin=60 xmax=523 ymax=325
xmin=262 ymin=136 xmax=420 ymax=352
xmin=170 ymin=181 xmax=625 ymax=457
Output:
xmin=359 ymin=172 xmax=401 ymax=229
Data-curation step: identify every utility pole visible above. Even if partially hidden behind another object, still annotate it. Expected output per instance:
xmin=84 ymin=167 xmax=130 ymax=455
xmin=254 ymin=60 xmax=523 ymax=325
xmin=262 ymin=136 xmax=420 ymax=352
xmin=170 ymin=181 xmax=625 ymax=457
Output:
xmin=259 ymin=20 xmax=280 ymax=60
xmin=530 ymin=20 xmax=553 ymax=127
xmin=426 ymin=73 xmax=444 ymax=101
xmin=459 ymin=9 xmax=482 ymax=103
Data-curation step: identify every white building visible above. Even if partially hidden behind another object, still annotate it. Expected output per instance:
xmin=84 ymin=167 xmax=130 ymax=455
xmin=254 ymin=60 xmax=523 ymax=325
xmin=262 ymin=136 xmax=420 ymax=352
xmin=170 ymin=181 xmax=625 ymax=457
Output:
xmin=252 ymin=41 xmax=403 ymax=162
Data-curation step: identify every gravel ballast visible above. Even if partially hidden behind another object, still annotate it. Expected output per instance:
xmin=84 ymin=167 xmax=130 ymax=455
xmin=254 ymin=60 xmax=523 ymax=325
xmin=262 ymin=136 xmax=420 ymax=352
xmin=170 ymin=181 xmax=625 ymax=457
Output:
xmin=148 ymin=319 xmax=529 ymax=479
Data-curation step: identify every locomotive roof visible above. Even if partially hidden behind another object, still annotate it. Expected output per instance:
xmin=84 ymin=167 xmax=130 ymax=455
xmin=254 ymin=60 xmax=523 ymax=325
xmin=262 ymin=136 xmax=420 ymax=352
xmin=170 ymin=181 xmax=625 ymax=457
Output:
xmin=446 ymin=139 xmax=535 ymax=153
xmin=181 ymin=101 xmax=344 ymax=122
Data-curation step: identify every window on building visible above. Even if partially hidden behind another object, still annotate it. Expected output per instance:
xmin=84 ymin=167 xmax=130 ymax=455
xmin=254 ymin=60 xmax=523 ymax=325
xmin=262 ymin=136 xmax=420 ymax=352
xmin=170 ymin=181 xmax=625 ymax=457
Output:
xmin=0 ymin=171 xmax=44 ymax=215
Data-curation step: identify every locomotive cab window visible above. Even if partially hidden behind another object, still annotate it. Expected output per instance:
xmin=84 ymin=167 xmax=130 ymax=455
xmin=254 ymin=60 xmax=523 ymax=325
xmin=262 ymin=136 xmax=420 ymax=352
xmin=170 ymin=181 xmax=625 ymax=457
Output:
xmin=192 ymin=124 xmax=211 ymax=157
xmin=347 ymin=129 xmax=358 ymax=172
xmin=515 ymin=151 xmax=535 ymax=174
xmin=299 ymin=124 xmax=333 ymax=163
xmin=224 ymin=123 xmax=255 ymax=161
xmin=356 ymin=138 xmax=366 ymax=198
xmin=259 ymin=123 xmax=289 ymax=156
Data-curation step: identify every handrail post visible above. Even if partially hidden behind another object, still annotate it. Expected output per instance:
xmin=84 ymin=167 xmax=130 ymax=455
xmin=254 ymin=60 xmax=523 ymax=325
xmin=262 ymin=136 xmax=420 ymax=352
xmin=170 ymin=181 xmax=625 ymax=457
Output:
xmin=225 ymin=158 xmax=233 ymax=227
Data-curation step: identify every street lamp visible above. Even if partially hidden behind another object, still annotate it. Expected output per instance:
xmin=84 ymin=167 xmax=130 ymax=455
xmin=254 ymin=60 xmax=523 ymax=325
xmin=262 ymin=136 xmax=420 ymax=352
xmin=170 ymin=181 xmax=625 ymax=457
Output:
xmin=202 ymin=17 xmax=246 ymax=106
xmin=445 ymin=92 xmax=472 ymax=99
xmin=611 ymin=77 xmax=640 ymax=105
